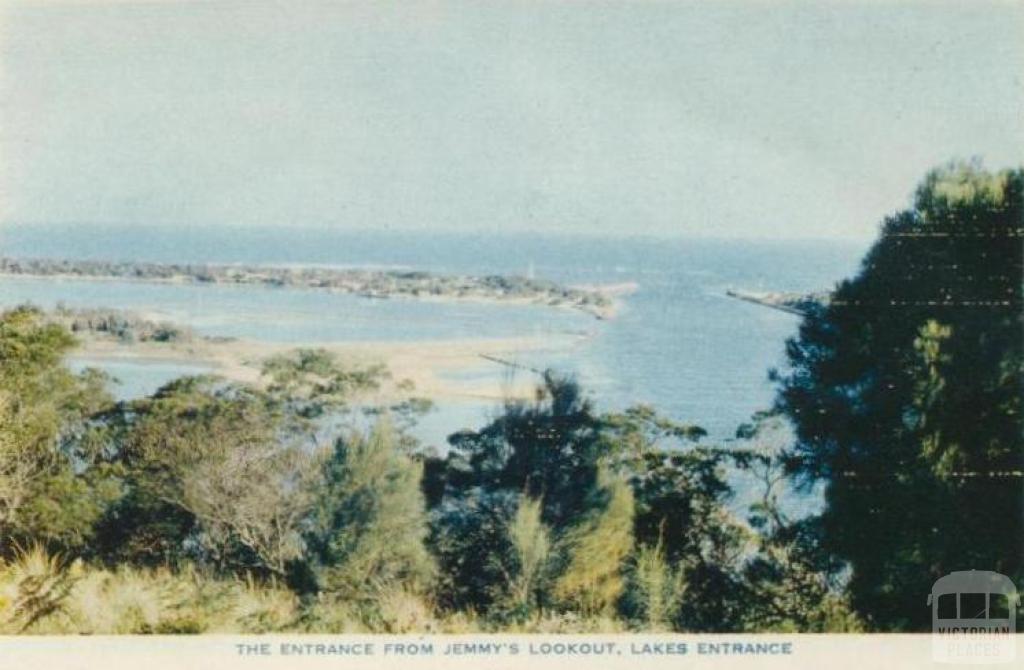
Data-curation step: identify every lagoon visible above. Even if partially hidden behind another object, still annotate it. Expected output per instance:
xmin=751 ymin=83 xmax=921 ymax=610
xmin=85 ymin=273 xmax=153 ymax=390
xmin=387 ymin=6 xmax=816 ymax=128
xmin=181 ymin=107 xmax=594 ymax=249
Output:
xmin=0 ymin=224 xmax=866 ymax=513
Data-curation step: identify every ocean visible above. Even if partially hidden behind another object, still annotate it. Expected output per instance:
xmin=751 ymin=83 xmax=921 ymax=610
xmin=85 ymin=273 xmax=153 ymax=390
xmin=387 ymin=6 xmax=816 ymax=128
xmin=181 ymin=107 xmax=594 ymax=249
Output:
xmin=0 ymin=223 xmax=868 ymax=513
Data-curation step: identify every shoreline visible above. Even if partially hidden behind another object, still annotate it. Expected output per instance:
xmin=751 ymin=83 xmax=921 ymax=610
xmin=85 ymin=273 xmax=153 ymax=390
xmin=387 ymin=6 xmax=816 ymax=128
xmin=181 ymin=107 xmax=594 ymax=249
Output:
xmin=0 ymin=271 xmax=624 ymax=321
xmin=0 ymin=257 xmax=628 ymax=320
xmin=69 ymin=331 xmax=588 ymax=405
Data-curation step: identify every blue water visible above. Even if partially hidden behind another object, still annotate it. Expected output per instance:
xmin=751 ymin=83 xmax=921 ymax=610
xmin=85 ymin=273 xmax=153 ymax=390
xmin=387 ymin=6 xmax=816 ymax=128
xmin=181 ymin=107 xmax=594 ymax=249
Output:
xmin=1 ymin=223 xmax=868 ymax=512
xmin=0 ymin=276 xmax=589 ymax=344
xmin=68 ymin=358 xmax=216 ymax=399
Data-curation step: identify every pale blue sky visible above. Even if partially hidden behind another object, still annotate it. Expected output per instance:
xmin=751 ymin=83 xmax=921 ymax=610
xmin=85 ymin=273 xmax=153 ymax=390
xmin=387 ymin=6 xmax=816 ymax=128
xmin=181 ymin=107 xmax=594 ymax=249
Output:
xmin=1 ymin=1 xmax=1021 ymax=239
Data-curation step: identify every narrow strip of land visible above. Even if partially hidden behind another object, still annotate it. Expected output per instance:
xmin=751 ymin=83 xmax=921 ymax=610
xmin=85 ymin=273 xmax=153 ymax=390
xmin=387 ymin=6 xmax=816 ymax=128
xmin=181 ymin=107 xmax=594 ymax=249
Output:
xmin=725 ymin=288 xmax=829 ymax=316
xmin=0 ymin=257 xmax=625 ymax=319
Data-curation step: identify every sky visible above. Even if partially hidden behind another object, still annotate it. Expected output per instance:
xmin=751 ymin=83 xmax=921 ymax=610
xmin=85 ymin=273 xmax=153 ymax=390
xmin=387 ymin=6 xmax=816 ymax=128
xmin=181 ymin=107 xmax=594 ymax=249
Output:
xmin=1 ymin=0 xmax=1021 ymax=240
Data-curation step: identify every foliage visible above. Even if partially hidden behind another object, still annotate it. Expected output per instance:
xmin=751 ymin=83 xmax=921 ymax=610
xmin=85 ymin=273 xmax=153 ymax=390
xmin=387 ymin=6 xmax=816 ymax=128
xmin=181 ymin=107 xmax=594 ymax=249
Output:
xmin=0 ymin=546 xmax=301 ymax=634
xmin=506 ymin=495 xmax=553 ymax=616
xmin=95 ymin=377 xmax=316 ymax=575
xmin=440 ymin=372 xmax=610 ymax=528
xmin=426 ymin=373 xmax=618 ymax=618
xmin=0 ymin=545 xmax=80 ymax=633
xmin=425 ymin=372 xmax=766 ymax=632
xmin=610 ymin=410 xmax=749 ymax=632
xmin=621 ymin=539 xmax=683 ymax=630
xmin=11 ymin=162 xmax=1011 ymax=637
xmin=427 ymin=488 xmax=520 ymax=613
xmin=304 ymin=418 xmax=435 ymax=601
xmin=731 ymin=413 xmax=862 ymax=632
xmin=261 ymin=347 xmax=385 ymax=428
xmin=0 ymin=306 xmax=118 ymax=554
xmin=773 ymin=161 xmax=1023 ymax=630
xmin=552 ymin=471 xmax=634 ymax=617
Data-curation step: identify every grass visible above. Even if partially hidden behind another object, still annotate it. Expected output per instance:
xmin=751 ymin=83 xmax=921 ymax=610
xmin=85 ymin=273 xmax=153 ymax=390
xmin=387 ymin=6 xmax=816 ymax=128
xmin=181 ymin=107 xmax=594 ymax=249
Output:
xmin=0 ymin=546 xmax=648 ymax=634
xmin=0 ymin=546 xmax=301 ymax=634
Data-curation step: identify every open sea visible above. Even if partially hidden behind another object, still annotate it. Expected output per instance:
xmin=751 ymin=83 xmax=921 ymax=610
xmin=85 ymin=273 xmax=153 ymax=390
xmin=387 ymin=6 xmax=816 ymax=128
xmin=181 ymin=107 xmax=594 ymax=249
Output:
xmin=0 ymin=223 xmax=869 ymax=514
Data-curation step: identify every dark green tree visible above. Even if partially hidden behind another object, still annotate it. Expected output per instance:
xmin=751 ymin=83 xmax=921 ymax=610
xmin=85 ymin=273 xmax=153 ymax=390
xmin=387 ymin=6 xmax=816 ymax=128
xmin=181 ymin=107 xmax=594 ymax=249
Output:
xmin=426 ymin=374 xmax=750 ymax=630
xmin=425 ymin=373 xmax=607 ymax=615
xmin=773 ymin=161 xmax=1023 ymax=630
xmin=427 ymin=488 xmax=521 ymax=613
xmin=439 ymin=372 xmax=608 ymax=528
xmin=627 ymin=450 xmax=748 ymax=631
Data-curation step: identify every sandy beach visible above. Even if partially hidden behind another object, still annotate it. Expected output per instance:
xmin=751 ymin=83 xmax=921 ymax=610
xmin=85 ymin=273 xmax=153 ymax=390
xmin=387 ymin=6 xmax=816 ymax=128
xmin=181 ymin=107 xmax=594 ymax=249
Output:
xmin=69 ymin=331 xmax=588 ymax=405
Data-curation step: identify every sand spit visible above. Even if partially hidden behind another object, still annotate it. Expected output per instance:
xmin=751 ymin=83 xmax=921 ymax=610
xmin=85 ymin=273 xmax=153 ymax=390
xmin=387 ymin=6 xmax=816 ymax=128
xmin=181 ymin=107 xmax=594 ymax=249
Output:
xmin=70 ymin=332 xmax=588 ymax=404
xmin=0 ymin=257 xmax=623 ymax=320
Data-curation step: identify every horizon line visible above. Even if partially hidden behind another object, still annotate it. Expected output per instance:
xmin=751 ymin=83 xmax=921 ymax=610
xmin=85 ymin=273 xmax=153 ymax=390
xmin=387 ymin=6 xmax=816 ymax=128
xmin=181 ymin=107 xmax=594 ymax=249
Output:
xmin=0 ymin=220 xmax=878 ymax=245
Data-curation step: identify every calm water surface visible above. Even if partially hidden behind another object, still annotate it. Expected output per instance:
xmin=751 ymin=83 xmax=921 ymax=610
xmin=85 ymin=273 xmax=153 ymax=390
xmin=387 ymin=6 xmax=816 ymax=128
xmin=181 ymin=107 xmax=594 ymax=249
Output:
xmin=1 ymin=224 xmax=869 ymax=514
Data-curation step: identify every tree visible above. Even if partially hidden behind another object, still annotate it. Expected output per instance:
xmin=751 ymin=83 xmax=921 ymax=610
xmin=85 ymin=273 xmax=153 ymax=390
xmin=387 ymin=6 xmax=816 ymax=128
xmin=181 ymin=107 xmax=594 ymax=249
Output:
xmin=732 ymin=412 xmax=862 ymax=632
xmin=553 ymin=470 xmax=634 ymax=618
xmin=440 ymin=372 xmax=609 ymax=528
xmin=426 ymin=373 xmax=616 ymax=616
xmin=602 ymin=406 xmax=749 ymax=631
xmin=505 ymin=494 xmax=553 ymax=616
xmin=773 ymin=161 xmax=1023 ymax=630
xmin=625 ymin=448 xmax=749 ymax=631
xmin=0 ymin=306 xmax=118 ymax=554
xmin=99 ymin=377 xmax=314 ymax=575
xmin=428 ymin=488 xmax=520 ymax=613
xmin=261 ymin=348 xmax=385 ymax=413
xmin=427 ymin=374 xmax=751 ymax=630
xmin=304 ymin=418 xmax=435 ymax=601
xmin=94 ymin=349 xmax=387 ymax=574
xmin=0 ymin=391 xmax=38 ymax=535
xmin=180 ymin=435 xmax=316 ymax=577
xmin=621 ymin=538 xmax=683 ymax=630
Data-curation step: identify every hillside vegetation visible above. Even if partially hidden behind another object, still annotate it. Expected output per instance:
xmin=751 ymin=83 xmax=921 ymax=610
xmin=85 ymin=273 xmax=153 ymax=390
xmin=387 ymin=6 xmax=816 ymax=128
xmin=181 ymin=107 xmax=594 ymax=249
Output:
xmin=1 ymin=163 xmax=1019 ymax=633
